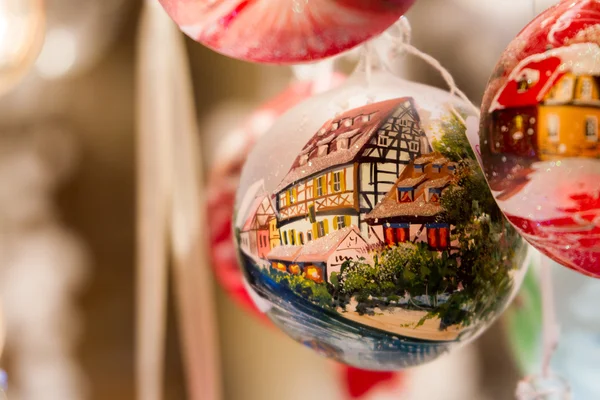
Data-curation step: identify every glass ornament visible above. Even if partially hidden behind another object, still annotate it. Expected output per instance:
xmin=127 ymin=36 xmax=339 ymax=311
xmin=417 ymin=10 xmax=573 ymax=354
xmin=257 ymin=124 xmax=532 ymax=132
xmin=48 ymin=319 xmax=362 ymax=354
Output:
xmin=479 ymin=0 xmax=600 ymax=277
xmin=157 ymin=0 xmax=415 ymax=64
xmin=233 ymin=48 xmax=529 ymax=369
xmin=0 ymin=0 xmax=45 ymax=96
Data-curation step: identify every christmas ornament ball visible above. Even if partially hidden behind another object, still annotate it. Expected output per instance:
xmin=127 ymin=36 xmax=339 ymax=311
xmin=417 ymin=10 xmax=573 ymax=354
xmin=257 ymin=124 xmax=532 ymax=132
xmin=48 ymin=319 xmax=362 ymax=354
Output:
xmin=157 ymin=0 xmax=415 ymax=64
xmin=480 ymin=0 xmax=600 ymax=277
xmin=234 ymin=66 xmax=529 ymax=370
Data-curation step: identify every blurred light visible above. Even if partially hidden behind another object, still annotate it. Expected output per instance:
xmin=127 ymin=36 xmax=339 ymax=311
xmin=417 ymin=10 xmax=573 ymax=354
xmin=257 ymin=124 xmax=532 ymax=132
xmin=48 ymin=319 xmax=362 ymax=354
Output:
xmin=0 ymin=0 xmax=45 ymax=96
xmin=35 ymin=28 xmax=77 ymax=79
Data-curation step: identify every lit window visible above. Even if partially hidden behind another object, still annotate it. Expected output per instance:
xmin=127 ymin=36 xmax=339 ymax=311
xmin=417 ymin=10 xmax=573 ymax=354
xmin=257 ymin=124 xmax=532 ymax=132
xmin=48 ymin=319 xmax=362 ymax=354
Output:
xmin=307 ymin=231 xmax=313 ymax=242
xmin=547 ymin=114 xmax=560 ymax=142
xmin=378 ymin=135 xmax=389 ymax=147
xmin=298 ymin=232 xmax=304 ymax=245
xmin=290 ymin=229 xmax=296 ymax=245
xmin=333 ymin=172 xmax=342 ymax=192
xmin=409 ymin=141 xmax=419 ymax=152
xmin=586 ymin=116 xmax=598 ymax=142
xmin=514 ymin=115 xmax=524 ymax=131
xmin=289 ymin=188 xmax=296 ymax=205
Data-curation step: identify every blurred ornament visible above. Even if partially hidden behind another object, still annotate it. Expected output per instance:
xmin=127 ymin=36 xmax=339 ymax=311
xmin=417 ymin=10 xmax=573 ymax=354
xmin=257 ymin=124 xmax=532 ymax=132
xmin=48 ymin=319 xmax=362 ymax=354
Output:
xmin=504 ymin=257 xmax=543 ymax=375
xmin=232 ymin=22 xmax=529 ymax=369
xmin=479 ymin=0 xmax=600 ymax=277
xmin=0 ymin=0 xmax=45 ymax=96
xmin=207 ymin=72 xmax=345 ymax=318
xmin=505 ymin=257 xmax=600 ymax=399
xmin=0 ymin=123 xmax=89 ymax=400
xmin=158 ymin=0 xmax=415 ymax=64
xmin=35 ymin=0 xmax=130 ymax=79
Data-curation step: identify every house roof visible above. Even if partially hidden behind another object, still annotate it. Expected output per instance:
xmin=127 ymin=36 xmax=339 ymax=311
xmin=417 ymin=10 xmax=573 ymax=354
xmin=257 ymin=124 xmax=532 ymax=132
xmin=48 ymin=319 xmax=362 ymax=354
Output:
xmin=274 ymin=97 xmax=424 ymax=193
xmin=295 ymin=226 xmax=364 ymax=263
xmin=241 ymin=194 xmax=276 ymax=232
xmin=365 ymin=151 xmax=454 ymax=222
xmin=397 ymin=175 xmax=427 ymax=189
xmin=425 ymin=176 xmax=452 ymax=189
xmin=266 ymin=226 xmax=367 ymax=264
xmin=266 ymin=245 xmax=302 ymax=262
xmin=489 ymin=43 xmax=600 ymax=112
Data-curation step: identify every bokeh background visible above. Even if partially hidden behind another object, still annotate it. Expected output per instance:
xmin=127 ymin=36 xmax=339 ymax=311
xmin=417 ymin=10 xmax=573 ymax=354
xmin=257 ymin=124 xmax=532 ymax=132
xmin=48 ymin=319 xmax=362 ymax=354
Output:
xmin=0 ymin=0 xmax=561 ymax=399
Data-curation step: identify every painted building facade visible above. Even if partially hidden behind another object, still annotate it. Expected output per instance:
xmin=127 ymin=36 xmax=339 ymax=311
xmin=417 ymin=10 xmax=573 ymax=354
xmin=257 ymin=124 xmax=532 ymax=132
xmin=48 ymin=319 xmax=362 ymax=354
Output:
xmin=365 ymin=152 xmax=456 ymax=251
xmin=489 ymin=43 xmax=600 ymax=160
xmin=273 ymin=97 xmax=432 ymax=247
xmin=240 ymin=194 xmax=278 ymax=259
xmin=266 ymin=226 xmax=371 ymax=283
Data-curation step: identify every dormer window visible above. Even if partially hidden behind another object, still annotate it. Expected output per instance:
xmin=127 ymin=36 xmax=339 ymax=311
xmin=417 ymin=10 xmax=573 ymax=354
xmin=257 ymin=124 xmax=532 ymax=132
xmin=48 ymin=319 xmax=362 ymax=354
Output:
xmin=397 ymin=187 xmax=414 ymax=203
xmin=581 ymin=78 xmax=593 ymax=100
xmin=516 ymin=68 xmax=540 ymax=93
xmin=299 ymin=154 xmax=309 ymax=166
xmin=343 ymin=119 xmax=352 ymax=127
xmin=337 ymin=138 xmax=349 ymax=150
xmin=317 ymin=145 xmax=328 ymax=157
xmin=331 ymin=122 xmax=339 ymax=130
xmin=361 ymin=115 xmax=370 ymax=123
xmin=433 ymin=164 xmax=443 ymax=173
xmin=414 ymin=164 xmax=425 ymax=174
xmin=318 ymin=128 xmax=328 ymax=136
xmin=427 ymin=187 xmax=443 ymax=203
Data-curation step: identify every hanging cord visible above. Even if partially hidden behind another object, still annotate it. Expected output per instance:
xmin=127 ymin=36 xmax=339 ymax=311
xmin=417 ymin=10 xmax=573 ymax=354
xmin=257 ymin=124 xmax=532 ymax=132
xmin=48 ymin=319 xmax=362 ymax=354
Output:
xmin=383 ymin=17 xmax=480 ymax=126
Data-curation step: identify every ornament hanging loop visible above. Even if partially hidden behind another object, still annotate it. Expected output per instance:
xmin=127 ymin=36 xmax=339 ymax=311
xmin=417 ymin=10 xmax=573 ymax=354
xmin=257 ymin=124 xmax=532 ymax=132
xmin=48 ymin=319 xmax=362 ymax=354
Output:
xmin=382 ymin=17 xmax=479 ymax=125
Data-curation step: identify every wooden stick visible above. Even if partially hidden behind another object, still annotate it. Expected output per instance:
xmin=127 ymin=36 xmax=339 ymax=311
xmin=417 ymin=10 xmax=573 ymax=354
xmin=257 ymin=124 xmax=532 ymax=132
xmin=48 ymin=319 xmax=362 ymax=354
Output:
xmin=135 ymin=2 xmax=173 ymax=399
xmin=166 ymin=7 xmax=223 ymax=400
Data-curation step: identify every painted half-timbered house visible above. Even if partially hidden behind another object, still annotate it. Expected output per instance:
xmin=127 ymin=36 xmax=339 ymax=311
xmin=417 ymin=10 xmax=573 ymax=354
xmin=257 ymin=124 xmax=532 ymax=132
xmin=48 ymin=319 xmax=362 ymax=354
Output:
xmin=364 ymin=152 xmax=456 ymax=251
xmin=272 ymin=97 xmax=432 ymax=246
xmin=266 ymin=226 xmax=371 ymax=283
xmin=240 ymin=194 xmax=278 ymax=259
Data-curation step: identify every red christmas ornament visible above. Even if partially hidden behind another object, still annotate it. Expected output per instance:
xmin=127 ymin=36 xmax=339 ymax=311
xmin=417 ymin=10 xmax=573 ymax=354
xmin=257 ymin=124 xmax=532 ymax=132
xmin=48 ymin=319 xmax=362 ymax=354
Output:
xmin=341 ymin=366 xmax=404 ymax=399
xmin=480 ymin=0 xmax=600 ymax=277
xmin=158 ymin=0 xmax=415 ymax=64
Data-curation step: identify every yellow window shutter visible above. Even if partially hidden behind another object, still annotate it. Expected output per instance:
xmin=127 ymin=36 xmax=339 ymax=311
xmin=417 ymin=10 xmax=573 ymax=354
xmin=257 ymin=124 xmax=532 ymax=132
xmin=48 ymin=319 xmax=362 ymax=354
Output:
xmin=329 ymin=173 xmax=334 ymax=193
xmin=322 ymin=176 xmax=327 ymax=195
xmin=313 ymin=178 xmax=318 ymax=197
xmin=324 ymin=219 xmax=329 ymax=235
xmin=286 ymin=190 xmax=290 ymax=205
xmin=344 ymin=216 xmax=351 ymax=227
xmin=312 ymin=223 xmax=318 ymax=238
xmin=333 ymin=217 xmax=338 ymax=231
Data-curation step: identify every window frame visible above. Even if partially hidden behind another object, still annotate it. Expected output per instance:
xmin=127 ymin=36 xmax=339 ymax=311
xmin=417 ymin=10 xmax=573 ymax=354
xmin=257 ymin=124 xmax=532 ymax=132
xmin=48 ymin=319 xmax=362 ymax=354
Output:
xmin=547 ymin=114 xmax=560 ymax=143
xmin=586 ymin=116 xmax=598 ymax=142
xmin=333 ymin=172 xmax=342 ymax=192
